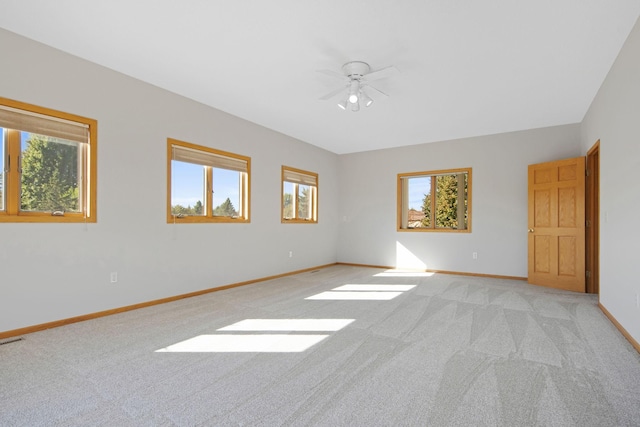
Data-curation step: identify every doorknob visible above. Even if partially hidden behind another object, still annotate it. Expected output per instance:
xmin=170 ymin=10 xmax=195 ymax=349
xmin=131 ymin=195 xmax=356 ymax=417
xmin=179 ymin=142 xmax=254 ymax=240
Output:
xmin=528 ymin=228 xmax=534 ymax=233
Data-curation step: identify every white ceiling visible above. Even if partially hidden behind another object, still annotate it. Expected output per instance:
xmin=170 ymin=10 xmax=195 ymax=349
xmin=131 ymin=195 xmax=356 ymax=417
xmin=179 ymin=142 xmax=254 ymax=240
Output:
xmin=1 ymin=1 xmax=639 ymax=154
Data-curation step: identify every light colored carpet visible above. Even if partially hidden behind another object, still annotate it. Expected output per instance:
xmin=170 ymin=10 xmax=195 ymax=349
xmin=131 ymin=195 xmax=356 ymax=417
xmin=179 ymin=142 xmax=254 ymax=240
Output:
xmin=1 ymin=265 xmax=639 ymax=426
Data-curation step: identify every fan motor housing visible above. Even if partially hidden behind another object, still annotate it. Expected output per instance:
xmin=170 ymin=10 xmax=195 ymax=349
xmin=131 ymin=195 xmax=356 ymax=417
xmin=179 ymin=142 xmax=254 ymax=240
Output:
xmin=342 ymin=61 xmax=370 ymax=79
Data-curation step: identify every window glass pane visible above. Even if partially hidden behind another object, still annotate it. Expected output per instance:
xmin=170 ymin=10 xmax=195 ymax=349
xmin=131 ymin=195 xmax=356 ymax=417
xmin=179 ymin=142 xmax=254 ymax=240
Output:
xmin=297 ymin=184 xmax=312 ymax=219
xmin=171 ymin=160 xmax=205 ymax=216
xmin=435 ymin=174 xmax=458 ymax=228
xmin=434 ymin=173 xmax=468 ymax=229
xmin=461 ymin=173 xmax=468 ymax=229
xmin=283 ymin=181 xmax=294 ymax=219
xmin=407 ymin=176 xmax=430 ymax=228
xmin=212 ymin=168 xmax=240 ymax=217
xmin=19 ymin=131 xmax=81 ymax=213
xmin=0 ymin=129 xmax=4 ymax=211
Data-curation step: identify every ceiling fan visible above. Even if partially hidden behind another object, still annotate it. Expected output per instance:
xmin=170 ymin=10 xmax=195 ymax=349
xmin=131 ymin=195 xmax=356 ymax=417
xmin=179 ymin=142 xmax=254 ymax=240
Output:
xmin=318 ymin=61 xmax=398 ymax=112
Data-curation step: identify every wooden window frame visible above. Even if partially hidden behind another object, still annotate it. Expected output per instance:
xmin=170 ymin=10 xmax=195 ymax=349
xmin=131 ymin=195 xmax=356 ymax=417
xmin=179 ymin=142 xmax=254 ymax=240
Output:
xmin=281 ymin=166 xmax=318 ymax=224
xmin=397 ymin=167 xmax=471 ymax=232
xmin=167 ymin=138 xmax=250 ymax=224
xmin=0 ymin=97 xmax=97 ymax=223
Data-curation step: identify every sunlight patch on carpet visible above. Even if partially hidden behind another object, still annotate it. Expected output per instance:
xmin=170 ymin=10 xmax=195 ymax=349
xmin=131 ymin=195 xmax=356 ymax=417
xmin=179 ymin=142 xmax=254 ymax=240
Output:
xmin=156 ymin=334 xmax=329 ymax=353
xmin=333 ymin=284 xmax=416 ymax=292
xmin=306 ymin=291 xmax=403 ymax=300
xmin=218 ymin=319 xmax=354 ymax=331
xmin=374 ymin=270 xmax=434 ymax=278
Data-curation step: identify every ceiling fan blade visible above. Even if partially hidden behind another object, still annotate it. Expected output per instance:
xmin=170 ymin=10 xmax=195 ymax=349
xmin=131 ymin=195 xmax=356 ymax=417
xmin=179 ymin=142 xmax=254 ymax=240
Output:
xmin=319 ymin=84 xmax=348 ymax=100
xmin=363 ymin=84 xmax=389 ymax=97
xmin=317 ymin=69 xmax=348 ymax=80
xmin=363 ymin=65 xmax=399 ymax=82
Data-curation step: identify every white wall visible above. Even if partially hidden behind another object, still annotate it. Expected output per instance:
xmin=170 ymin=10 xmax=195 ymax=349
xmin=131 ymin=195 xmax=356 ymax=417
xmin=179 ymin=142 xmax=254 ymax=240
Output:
xmin=581 ymin=17 xmax=640 ymax=344
xmin=4 ymin=16 xmax=637 ymax=345
xmin=337 ymin=125 xmax=581 ymax=277
xmin=0 ymin=29 xmax=339 ymax=332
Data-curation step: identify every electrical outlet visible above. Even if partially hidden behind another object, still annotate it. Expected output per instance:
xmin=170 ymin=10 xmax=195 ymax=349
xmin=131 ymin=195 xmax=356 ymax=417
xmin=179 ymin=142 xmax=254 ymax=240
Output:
xmin=472 ymin=252 xmax=478 ymax=260
xmin=289 ymin=251 xmax=293 ymax=258
xmin=110 ymin=272 xmax=118 ymax=283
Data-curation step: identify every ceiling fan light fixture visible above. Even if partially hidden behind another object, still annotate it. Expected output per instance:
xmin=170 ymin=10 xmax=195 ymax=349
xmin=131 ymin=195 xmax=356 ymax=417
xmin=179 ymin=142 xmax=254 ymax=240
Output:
xmin=320 ymin=61 xmax=397 ymax=112
xmin=360 ymin=90 xmax=373 ymax=107
xmin=348 ymin=80 xmax=360 ymax=104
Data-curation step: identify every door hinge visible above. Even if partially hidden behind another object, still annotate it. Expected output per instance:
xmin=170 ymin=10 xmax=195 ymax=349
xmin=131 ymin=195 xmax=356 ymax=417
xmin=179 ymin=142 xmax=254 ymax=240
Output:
xmin=586 ymin=169 xmax=591 ymax=177
xmin=586 ymin=270 xmax=591 ymax=278
xmin=586 ymin=220 xmax=591 ymax=227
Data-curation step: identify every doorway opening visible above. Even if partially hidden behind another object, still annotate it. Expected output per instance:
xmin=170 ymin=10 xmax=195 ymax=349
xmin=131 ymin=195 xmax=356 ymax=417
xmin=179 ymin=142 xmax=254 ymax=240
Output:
xmin=586 ymin=140 xmax=600 ymax=294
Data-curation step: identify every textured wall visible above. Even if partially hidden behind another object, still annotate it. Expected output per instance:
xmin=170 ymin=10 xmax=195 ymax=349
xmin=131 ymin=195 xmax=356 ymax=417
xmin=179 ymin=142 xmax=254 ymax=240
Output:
xmin=337 ymin=125 xmax=582 ymax=276
xmin=581 ymin=17 xmax=640 ymax=344
xmin=0 ymin=29 xmax=339 ymax=332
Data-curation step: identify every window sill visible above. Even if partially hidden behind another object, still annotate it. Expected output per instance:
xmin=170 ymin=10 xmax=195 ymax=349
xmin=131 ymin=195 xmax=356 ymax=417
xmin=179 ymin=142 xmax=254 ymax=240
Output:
xmin=167 ymin=216 xmax=250 ymax=224
xmin=0 ymin=213 xmax=96 ymax=223
xmin=397 ymin=227 xmax=471 ymax=233
xmin=281 ymin=219 xmax=317 ymax=224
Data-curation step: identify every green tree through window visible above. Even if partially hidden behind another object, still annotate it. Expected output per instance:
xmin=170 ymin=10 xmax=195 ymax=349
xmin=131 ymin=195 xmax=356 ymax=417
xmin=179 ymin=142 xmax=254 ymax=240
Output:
xmin=171 ymin=200 xmax=203 ymax=216
xmin=283 ymin=192 xmax=294 ymax=218
xmin=421 ymin=174 xmax=465 ymax=229
xmin=213 ymin=197 xmax=238 ymax=217
xmin=298 ymin=186 xmax=310 ymax=219
xmin=20 ymin=134 xmax=81 ymax=213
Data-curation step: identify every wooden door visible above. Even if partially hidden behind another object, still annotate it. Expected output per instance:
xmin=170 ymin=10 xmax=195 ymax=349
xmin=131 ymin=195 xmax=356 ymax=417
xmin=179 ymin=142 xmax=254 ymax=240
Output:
xmin=528 ymin=157 xmax=585 ymax=292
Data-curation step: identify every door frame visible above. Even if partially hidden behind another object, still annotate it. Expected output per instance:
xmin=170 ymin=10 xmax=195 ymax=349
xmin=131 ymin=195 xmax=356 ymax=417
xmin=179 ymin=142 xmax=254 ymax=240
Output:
xmin=586 ymin=140 xmax=600 ymax=294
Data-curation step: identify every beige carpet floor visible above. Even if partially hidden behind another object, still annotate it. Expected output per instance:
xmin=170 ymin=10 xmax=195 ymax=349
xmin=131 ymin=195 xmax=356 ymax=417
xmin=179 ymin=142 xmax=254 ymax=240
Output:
xmin=1 ymin=265 xmax=639 ymax=426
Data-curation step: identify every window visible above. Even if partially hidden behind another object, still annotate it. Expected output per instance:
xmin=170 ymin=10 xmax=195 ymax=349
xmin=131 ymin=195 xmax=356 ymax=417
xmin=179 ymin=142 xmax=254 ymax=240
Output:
xmin=282 ymin=166 xmax=317 ymax=223
xmin=0 ymin=97 xmax=97 ymax=223
xmin=167 ymin=138 xmax=250 ymax=223
xmin=398 ymin=168 xmax=471 ymax=232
